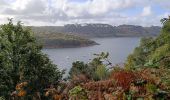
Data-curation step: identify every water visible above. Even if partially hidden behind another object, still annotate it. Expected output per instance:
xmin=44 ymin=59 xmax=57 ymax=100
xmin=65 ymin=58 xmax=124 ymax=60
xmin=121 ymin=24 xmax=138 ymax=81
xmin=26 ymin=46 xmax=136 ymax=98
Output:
xmin=42 ymin=37 xmax=140 ymax=71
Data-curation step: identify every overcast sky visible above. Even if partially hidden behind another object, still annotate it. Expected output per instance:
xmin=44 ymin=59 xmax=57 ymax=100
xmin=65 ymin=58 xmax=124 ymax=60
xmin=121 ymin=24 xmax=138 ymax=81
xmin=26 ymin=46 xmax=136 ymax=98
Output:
xmin=0 ymin=0 xmax=169 ymax=26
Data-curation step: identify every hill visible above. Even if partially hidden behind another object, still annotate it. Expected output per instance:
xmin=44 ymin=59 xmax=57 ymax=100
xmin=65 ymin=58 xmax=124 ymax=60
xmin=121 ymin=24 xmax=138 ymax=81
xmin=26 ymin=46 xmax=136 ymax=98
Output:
xmin=34 ymin=32 xmax=98 ymax=48
xmin=31 ymin=24 xmax=161 ymax=37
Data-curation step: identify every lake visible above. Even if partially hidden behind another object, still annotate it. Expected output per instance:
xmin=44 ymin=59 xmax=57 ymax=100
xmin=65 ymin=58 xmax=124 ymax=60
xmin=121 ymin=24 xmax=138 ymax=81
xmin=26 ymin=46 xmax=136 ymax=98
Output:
xmin=42 ymin=37 xmax=140 ymax=71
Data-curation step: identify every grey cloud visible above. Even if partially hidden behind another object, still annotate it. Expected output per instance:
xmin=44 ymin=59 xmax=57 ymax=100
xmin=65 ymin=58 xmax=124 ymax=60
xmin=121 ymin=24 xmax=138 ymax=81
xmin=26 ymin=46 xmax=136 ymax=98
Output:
xmin=0 ymin=0 xmax=7 ymax=6
xmin=0 ymin=0 xmax=168 ymax=26
xmin=1 ymin=0 xmax=46 ymax=15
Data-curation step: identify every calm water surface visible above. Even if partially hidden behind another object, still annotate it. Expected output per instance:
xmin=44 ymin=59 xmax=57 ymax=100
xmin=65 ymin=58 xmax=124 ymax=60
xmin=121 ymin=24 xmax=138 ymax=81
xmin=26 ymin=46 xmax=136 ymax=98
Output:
xmin=42 ymin=37 xmax=140 ymax=71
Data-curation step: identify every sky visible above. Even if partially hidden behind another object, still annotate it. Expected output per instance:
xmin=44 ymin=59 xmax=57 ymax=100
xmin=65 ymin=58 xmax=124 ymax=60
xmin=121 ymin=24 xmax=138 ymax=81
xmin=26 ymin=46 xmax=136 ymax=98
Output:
xmin=0 ymin=0 xmax=169 ymax=26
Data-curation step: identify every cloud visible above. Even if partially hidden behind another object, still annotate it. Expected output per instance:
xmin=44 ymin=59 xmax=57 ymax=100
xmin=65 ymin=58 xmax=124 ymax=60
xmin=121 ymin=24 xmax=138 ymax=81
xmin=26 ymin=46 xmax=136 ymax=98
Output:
xmin=141 ymin=6 xmax=152 ymax=16
xmin=1 ymin=0 xmax=47 ymax=15
xmin=0 ymin=0 xmax=169 ymax=26
xmin=0 ymin=0 xmax=8 ymax=6
xmin=63 ymin=0 xmax=136 ymax=17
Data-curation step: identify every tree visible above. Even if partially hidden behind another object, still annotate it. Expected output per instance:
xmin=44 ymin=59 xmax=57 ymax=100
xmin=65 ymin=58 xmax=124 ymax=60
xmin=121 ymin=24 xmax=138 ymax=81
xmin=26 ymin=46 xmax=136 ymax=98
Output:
xmin=125 ymin=37 xmax=155 ymax=69
xmin=125 ymin=16 xmax=170 ymax=69
xmin=69 ymin=61 xmax=90 ymax=79
xmin=69 ymin=52 xmax=110 ymax=81
xmin=160 ymin=16 xmax=170 ymax=25
xmin=0 ymin=19 xmax=63 ymax=99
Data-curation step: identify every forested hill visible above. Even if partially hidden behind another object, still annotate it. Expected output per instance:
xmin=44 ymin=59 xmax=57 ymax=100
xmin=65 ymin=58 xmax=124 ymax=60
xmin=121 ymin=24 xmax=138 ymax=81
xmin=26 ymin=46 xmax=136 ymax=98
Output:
xmin=30 ymin=24 xmax=161 ymax=37
xmin=35 ymin=32 xmax=98 ymax=48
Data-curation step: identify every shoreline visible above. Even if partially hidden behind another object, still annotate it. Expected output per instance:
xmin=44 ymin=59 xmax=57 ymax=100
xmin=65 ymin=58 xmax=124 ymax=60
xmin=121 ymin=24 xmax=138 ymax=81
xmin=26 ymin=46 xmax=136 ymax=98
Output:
xmin=43 ymin=42 xmax=99 ymax=49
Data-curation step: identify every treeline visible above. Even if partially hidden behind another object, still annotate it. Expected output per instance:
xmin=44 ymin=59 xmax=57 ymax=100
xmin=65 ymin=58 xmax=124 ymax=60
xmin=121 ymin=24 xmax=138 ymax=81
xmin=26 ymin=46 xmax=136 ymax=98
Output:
xmin=0 ymin=17 xmax=170 ymax=100
xmin=30 ymin=24 xmax=161 ymax=37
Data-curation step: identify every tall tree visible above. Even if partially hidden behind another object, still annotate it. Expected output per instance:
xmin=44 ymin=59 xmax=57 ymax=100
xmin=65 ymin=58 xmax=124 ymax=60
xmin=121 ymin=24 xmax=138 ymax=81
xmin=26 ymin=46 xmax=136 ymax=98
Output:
xmin=0 ymin=19 xmax=63 ymax=99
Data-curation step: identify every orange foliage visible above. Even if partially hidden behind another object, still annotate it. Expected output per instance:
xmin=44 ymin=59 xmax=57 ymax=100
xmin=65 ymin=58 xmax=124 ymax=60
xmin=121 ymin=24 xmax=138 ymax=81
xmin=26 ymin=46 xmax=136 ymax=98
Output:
xmin=53 ymin=94 xmax=62 ymax=100
xmin=16 ymin=82 xmax=28 ymax=90
xmin=17 ymin=90 xmax=27 ymax=97
xmin=14 ymin=82 xmax=28 ymax=97
xmin=140 ymin=68 xmax=161 ymax=85
xmin=103 ymin=93 xmax=117 ymax=100
xmin=110 ymin=70 xmax=138 ymax=91
xmin=45 ymin=87 xmax=63 ymax=100
xmin=82 ymin=79 xmax=115 ymax=91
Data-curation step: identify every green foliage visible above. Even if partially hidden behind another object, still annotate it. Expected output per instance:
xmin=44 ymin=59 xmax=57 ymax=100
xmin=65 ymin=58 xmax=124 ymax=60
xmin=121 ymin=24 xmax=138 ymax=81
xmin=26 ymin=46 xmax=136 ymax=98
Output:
xmin=160 ymin=17 xmax=169 ymax=25
xmin=36 ymin=32 xmax=97 ymax=48
xmin=144 ymin=60 xmax=159 ymax=68
xmin=150 ymin=44 xmax=170 ymax=62
xmin=158 ymin=68 xmax=170 ymax=92
xmin=95 ymin=64 xmax=109 ymax=80
xmin=125 ymin=16 xmax=170 ymax=69
xmin=0 ymin=97 xmax=5 ymax=100
xmin=69 ymin=52 xmax=110 ymax=81
xmin=156 ymin=20 xmax=170 ymax=47
xmin=146 ymin=83 xmax=157 ymax=93
xmin=125 ymin=54 xmax=136 ymax=70
xmin=0 ymin=69 xmax=13 ymax=98
xmin=125 ymin=37 xmax=156 ymax=69
xmin=69 ymin=61 xmax=91 ymax=78
xmin=88 ymin=52 xmax=110 ymax=80
xmin=69 ymin=86 xmax=88 ymax=100
xmin=0 ymin=19 xmax=63 ymax=99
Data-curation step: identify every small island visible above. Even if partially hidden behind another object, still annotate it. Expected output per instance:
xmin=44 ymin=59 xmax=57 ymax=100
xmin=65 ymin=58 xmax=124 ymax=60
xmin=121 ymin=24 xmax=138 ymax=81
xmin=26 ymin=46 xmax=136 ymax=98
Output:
xmin=35 ymin=32 xmax=98 ymax=48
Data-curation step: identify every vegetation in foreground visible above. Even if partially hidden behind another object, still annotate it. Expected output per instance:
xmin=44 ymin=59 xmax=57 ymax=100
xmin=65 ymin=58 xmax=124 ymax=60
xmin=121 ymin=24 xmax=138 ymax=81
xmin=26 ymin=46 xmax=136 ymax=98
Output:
xmin=0 ymin=16 xmax=170 ymax=100
xmin=0 ymin=19 xmax=63 ymax=99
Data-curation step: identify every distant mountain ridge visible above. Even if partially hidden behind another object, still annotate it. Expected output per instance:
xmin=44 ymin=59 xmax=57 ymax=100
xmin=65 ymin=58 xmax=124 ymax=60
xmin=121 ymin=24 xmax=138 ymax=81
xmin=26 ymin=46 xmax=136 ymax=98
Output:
xmin=31 ymin=24 xmax=161 ymax=37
